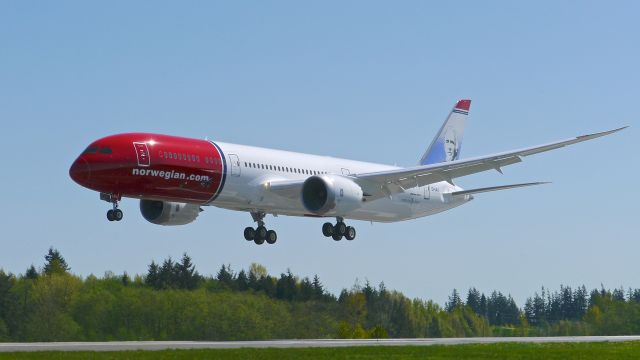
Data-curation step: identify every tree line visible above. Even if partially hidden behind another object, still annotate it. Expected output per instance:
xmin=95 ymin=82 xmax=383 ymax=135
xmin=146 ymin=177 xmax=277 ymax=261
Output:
xmin=0 ymin=248 xmax=639 ymax=341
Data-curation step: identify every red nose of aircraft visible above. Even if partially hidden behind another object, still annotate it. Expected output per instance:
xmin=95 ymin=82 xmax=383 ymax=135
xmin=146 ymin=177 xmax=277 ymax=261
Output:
xmin=69 ymin=155 xmax=91 ymax=185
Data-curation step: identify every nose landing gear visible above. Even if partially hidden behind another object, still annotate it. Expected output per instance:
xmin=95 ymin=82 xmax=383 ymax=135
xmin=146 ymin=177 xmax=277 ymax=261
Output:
xmin=102 ymin=193 xmax=123 ymax=222
xmin=244 ymin=211 xmax=277 ymax=245
xmin=322 ymin=217 xmax=356 ymax=241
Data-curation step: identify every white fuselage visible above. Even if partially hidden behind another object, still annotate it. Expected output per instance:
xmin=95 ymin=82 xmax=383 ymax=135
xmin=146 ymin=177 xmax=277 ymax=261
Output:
xmin=210 ymin=142 xmax=470 ymax=223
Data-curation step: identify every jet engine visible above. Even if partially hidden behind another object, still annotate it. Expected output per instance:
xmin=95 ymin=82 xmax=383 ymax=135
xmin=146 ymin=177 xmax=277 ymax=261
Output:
xmin=301 ymin=175 xmax=364 ymax=215
xmin=139 ymin=200 xmax=202 ymax=226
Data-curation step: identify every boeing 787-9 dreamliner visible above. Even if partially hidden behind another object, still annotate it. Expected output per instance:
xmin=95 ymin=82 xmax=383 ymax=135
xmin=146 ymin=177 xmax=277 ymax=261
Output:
xmin=69 ymin=100 xmax=626 ymax=244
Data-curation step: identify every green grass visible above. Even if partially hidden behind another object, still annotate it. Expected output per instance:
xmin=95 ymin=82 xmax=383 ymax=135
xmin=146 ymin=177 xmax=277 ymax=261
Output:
xmin=2 ymin=342 xmax=640 ymax=360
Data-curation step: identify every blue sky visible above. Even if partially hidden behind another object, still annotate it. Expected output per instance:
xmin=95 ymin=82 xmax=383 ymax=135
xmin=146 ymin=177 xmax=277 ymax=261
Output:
xmin=0 ymin=1 xmax=638 ymax=305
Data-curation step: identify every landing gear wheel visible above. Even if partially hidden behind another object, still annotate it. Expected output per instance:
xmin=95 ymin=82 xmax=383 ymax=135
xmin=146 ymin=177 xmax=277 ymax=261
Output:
xmin=332 ymin=233 xmax=343 ymax=241
xmin=335 ymin=222 xmax=347 ymax=236
xmin=345 ymin=226 xmax=356 ymax=240
xmin=244 ymin=227 xmax=256 ymax=241
xmin=255 ymin=226 xmax=267 ymax=242
xmin=247 ymin=211 xmax=278 ymax=245
xmin=104 ymin=194 xmax=122 ymax=222
xmin=322 ymin=222 xmax=334 ymax=237
xmin=266 ymin=230 xmax=277 ymax=244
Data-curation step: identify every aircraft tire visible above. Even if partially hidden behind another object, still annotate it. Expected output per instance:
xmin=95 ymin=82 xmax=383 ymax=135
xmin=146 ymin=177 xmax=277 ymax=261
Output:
xmin=254 ymin=236 xmax=265 ymax=245
xmin=244 ymin=227 xmax=256 ymax=241
xmin=107 ymin=210 xmax=115 ymax=221
xmin=114 ymin=209 xmax=123 ymax=221
xmin=345 ymin=226 xmax=356 ymax=240
xmin=322 ymin=222 xmax=334 ymax=237
xmin=255 ymin=226 xmax=267 ymax=241
xmin=335 ymin=222 xmax=347 ymax=236
xmin=266 ymin=230 xmax=277 ymax=244
xmin=332 ymin=233 xmax=343 ymax=241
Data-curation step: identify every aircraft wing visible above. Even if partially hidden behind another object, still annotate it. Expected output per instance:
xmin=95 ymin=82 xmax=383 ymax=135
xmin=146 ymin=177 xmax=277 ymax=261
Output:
xmin=353 ymin=127 xmax=626 ymax=199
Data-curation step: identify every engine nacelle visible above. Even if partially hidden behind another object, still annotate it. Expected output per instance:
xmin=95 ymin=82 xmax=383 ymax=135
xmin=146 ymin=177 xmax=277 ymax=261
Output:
xmin=301 ymin=175 xmax=364 ymax=215
xmin=139 ymin=200 xmax=201 ymax=226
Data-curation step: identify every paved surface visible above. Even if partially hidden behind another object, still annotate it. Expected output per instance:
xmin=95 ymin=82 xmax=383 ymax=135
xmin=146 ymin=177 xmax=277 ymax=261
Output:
xmin=1 ymin=336 xmax=640 ymax=352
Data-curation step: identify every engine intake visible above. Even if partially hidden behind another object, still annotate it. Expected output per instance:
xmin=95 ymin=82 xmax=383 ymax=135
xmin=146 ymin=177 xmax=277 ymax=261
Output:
xmin=301 ymin=175 xmax=363 ymax=216
xmin=140 ymin=200 xmax=201 ymax=226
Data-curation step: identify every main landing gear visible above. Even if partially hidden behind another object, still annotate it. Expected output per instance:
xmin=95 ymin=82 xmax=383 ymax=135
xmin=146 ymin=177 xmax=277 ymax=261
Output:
xmin=102 ymin=193 xmax=123 ymax=222
xmin=322 ymin=217 xmax=356 ymax=241
xmin=244 ymin=211 xmax=277 ymax=245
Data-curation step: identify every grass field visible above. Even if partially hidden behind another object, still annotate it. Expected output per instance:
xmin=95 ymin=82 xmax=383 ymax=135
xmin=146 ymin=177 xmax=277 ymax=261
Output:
xmin=2 ymin=342 xmax=640 ymax=360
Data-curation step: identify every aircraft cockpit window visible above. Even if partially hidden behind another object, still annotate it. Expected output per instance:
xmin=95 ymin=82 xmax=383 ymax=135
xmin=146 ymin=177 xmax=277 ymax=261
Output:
xmin=82 ymin=146 xmax=98 ymax=154
xmin=99 ymin=147 xmax=112 ymax=154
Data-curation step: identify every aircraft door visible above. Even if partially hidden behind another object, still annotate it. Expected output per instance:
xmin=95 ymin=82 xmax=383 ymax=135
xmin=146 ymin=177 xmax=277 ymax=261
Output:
xmin=424 ymin=186 xmax=430 ymax=200
xmin=229 ymin=154 xmax=241 ymax=177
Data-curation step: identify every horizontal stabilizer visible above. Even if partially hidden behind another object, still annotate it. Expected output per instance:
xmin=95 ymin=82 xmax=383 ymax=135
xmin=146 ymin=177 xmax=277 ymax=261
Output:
xmin=451 ymin=182 xmax=550 ymax=196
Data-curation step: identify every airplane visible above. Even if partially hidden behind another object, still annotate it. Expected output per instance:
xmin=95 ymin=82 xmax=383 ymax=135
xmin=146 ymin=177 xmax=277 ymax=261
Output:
xmin=69 ymin=100 xmax=626 ymax=245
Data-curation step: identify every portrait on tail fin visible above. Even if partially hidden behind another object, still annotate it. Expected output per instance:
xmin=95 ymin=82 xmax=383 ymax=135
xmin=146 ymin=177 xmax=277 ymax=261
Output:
xmin=443 ymin=127 xmax=459 ymax=162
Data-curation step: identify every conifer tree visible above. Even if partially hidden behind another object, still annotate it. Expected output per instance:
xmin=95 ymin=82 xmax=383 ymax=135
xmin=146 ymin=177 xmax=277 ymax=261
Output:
xmin=445 ymin=289 xmax=462 ymax=312
xmin=175 ymin=253 xmax=200 ymax=289
xmin=466 ymin=287 xmax=482 ymax=315
xmin=236 ymin=270 xmax=249 ymax=291
xmin=145 ymin=261 xmax=160 ymax=288
xmin=25 ymin=265 xmax=38 ymax=280
xmin=312 ymin=275 xmax=324 ymax=299
xmin=43 ymin=247 xmax=70 ymax=275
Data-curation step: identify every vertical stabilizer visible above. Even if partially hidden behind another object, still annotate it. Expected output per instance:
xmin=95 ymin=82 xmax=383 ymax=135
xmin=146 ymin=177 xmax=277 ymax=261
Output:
xmin=419 ymin=99 xmax=471 ymax=165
